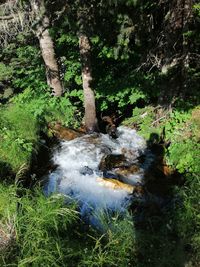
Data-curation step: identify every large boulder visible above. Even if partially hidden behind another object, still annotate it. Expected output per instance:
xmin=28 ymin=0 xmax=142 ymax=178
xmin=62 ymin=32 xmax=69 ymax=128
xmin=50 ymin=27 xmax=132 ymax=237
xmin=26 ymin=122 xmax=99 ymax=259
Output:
xmin=96 ymin=177 xmax=142 ymax=194
xmin=98 ymin=177 xmax=144 ymax=195
xmin=49 ymin=123 xmax=84 ymax=141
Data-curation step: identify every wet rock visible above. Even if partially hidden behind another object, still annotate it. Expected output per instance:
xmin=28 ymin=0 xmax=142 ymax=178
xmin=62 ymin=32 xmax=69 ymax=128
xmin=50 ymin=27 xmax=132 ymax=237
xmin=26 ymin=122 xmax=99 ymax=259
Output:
xmin=102 ymin=170 xmax=119 ymax=179
xmin=82 ymin=134 xmax=100 ymax=144
xmin=115 ymin=164 xmax=143 ymax=186
xmin=99 ymin=154 xmax=128 ymax=171
xmin=97 ymin=177 xmax=144 ymax=195
xmin=100 ymin=115 xmax=118 ymax=138
xmin=121 ymin=148 xmax=138 ymax=160
xmin=96 ymin=177 xmax=134 ymax=193
xmin=49 ymin=123 xmax=84 ymax=141
xmin=80 ymin=166 xmax=94 ymax=176
xmin=115 ymin=164 xmax=140 ymax=177
xmin=144 ymin=160 xmax=183 ymax=196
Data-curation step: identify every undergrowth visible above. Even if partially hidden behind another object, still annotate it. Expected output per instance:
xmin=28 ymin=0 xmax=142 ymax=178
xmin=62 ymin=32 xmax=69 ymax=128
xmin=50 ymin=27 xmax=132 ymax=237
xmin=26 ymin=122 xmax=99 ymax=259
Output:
xmin=0 ymin=88 xmax=80 ymax=177
xmin=0 ymin=185 xmax=137 ymax=267
xmin=124 ymin=104 xmax=200 ymax=266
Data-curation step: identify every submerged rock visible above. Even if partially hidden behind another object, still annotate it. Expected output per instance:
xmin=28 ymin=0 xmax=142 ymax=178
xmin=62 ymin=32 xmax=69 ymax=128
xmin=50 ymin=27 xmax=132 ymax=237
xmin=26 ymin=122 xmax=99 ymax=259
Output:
xmin=80 ymin=166 xmax=94 ymax=175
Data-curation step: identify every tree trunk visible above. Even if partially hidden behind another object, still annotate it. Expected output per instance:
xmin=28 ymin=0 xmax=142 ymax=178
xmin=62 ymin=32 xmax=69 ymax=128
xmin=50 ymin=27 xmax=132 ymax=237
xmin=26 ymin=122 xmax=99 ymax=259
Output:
xmin=78 ymin=7 xmax=98 ymax=133
xmin=32 ymin=1 xmax=63 ymax=96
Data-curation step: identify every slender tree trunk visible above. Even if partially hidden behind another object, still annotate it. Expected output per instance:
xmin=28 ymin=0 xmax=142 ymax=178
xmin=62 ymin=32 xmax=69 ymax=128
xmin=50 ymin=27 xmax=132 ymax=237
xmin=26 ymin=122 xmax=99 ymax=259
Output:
xmin=78 ymin=8 xmax=98 ymax=133
xmin=32 ymin=1 xmax=63 ymax=96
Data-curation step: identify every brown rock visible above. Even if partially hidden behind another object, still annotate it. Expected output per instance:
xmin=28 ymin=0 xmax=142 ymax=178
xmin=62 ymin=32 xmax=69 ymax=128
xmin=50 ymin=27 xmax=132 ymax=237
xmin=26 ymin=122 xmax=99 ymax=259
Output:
xmin=115 ymin=165 xmax=140 ymax=177
xmin=97 ymin=177 xmax=134 ymax=193
xmin=49 ymin=123 xmax=84 ymax=141
xmin=121 ymin=148 xmax=136 ymax=159
xmin=99 ymin=154 xmax=127 ymax=171
xmin=97 ymin=177 xmax=144 ymax=195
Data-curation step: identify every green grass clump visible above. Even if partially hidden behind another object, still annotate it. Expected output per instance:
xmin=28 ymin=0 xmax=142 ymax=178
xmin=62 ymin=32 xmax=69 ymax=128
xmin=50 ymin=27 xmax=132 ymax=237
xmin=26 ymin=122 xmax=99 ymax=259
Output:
xmin=165 ymin=107 xmax=200 ymax=175
xmin=0 ymin=104 xmax=39 ymax=173
xmin=15 ymin=190 xmax=78 ymax=267
xmin=80 ymin=211 xmax=136 ymax=267
xmin=0 ymin=183 xmax=17 ymax=264
xmin=0 ymin=186 xmax=137 ymax=267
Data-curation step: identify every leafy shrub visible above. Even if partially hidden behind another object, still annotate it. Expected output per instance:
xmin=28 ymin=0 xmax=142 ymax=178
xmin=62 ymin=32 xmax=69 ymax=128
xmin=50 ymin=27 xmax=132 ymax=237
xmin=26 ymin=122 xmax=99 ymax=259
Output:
xmin=0 ymin=63 xmax=13 ymax=82
xmin=0 ymin=104 xmax=39 ymax=173
xmin=12 ymin=88 xmax=80 ymax=127
xmin=165 ymin=108 xmax=200 ymax=175
xmin=2 ymin=44 xmax=46 ymax=92
xmin=123 ymin=106 xmax=162 ymax=139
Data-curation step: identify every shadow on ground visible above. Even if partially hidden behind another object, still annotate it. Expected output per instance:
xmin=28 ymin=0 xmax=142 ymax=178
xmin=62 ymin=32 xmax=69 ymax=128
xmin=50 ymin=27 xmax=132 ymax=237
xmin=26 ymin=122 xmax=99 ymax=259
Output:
xmin=131 ymin=132 xmax=188 ymax=267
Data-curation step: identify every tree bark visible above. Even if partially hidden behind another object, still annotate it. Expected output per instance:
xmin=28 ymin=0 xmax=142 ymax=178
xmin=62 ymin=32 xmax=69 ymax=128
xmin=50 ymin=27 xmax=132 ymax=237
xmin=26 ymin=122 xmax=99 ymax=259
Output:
xmin=32 ymin=0 xmax=63 ymax=96
xmin=78 ymin=6 xmax=98 ymax=133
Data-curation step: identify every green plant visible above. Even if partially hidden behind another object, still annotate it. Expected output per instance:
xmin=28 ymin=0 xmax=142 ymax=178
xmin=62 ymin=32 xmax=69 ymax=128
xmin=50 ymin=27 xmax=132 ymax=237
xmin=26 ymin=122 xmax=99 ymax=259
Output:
xmin=0 ymin=183 xmax=17 ymax=265
xmin=0 ymin=63 xmax=13 ymax=82
xmin=165 ymin=108 xmax=200 ymax=175
xmin=174 ymin=173 xmax=200 ymax=266
xmin=16 ymin=190 xmax=78 ymax=267
xmin=80 ymin=211 xmax=136 ymax=267
xmin=0 ymin=104 xmax=39 ymax=173
xmin=123 ymin=106 xmax=162 ymax=139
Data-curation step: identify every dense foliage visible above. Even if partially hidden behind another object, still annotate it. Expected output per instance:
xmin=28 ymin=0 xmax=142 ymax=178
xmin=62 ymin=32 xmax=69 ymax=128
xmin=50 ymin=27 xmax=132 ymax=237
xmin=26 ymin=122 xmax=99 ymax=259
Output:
xmin=0 ymin=0 xmax=199 ymax=266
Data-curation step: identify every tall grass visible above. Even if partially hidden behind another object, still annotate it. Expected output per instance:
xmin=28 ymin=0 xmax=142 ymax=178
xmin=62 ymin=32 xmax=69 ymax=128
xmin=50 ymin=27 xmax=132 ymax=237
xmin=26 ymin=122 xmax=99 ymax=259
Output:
xmin=15 ymin=190 xmax=78 ymax=267
xmin=0 ymin=183 xmax=17 ymax=265
xmin=0 ymin=184 xmax=137 ymax=267
xmin=80 ymin=211 xmax=136 ymax=267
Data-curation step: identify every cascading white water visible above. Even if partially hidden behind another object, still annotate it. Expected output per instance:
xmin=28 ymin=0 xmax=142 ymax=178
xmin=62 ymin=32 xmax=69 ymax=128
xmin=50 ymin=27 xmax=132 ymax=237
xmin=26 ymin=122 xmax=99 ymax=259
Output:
xmin=44 ymin=126 xmax=151 ymax=220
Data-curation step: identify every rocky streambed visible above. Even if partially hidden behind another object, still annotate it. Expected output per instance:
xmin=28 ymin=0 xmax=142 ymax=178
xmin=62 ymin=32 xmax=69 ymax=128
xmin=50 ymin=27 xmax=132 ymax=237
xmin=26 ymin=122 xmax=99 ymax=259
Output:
xmin=44 ymin=125 xmax=178 ymax=224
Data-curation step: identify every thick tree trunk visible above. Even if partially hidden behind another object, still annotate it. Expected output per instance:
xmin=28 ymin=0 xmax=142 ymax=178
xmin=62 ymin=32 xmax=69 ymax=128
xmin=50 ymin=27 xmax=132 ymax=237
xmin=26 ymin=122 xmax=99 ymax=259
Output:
xmin=78 ymin=4 xmax=98 ymax=133
xmin=79 ymin=34 xmax=98 ymax=132
xmin=32 ymin=1 xmax=63 ymax=96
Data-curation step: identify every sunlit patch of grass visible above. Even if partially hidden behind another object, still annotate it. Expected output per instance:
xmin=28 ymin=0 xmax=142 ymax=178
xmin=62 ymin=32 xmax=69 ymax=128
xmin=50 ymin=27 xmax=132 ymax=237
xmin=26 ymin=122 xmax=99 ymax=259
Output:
xmin=0 ymin=104 xmax=39 ymax=173
xmin=80 ymin=210 xmax=136 ymax=267
xmin=16 ymin=189 xmax=78 ymax=267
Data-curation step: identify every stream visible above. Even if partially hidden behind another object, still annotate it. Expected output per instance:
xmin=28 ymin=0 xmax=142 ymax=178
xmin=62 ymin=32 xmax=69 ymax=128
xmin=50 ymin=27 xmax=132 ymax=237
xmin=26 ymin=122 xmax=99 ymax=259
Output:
xmin=44 ymin=126 xmax=155 ymax=224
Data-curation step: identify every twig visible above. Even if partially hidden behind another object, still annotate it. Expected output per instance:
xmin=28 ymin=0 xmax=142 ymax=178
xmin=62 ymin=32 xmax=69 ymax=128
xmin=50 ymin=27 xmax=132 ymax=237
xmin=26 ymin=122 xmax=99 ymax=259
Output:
xmin=151 ymin=115 xmax=167 ymax=126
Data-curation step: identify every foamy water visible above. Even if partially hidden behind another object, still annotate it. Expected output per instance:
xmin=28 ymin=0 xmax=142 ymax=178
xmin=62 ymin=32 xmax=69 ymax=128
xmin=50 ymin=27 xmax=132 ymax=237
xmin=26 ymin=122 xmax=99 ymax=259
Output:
xmin=45 ymin=126 xmax=149 ymax=217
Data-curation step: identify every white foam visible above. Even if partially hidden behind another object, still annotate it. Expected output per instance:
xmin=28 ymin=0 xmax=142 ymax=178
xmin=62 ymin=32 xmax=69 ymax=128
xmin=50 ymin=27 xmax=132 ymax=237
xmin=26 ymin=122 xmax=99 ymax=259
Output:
xmin=46 ymin=126 xmax=147 ymax=213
